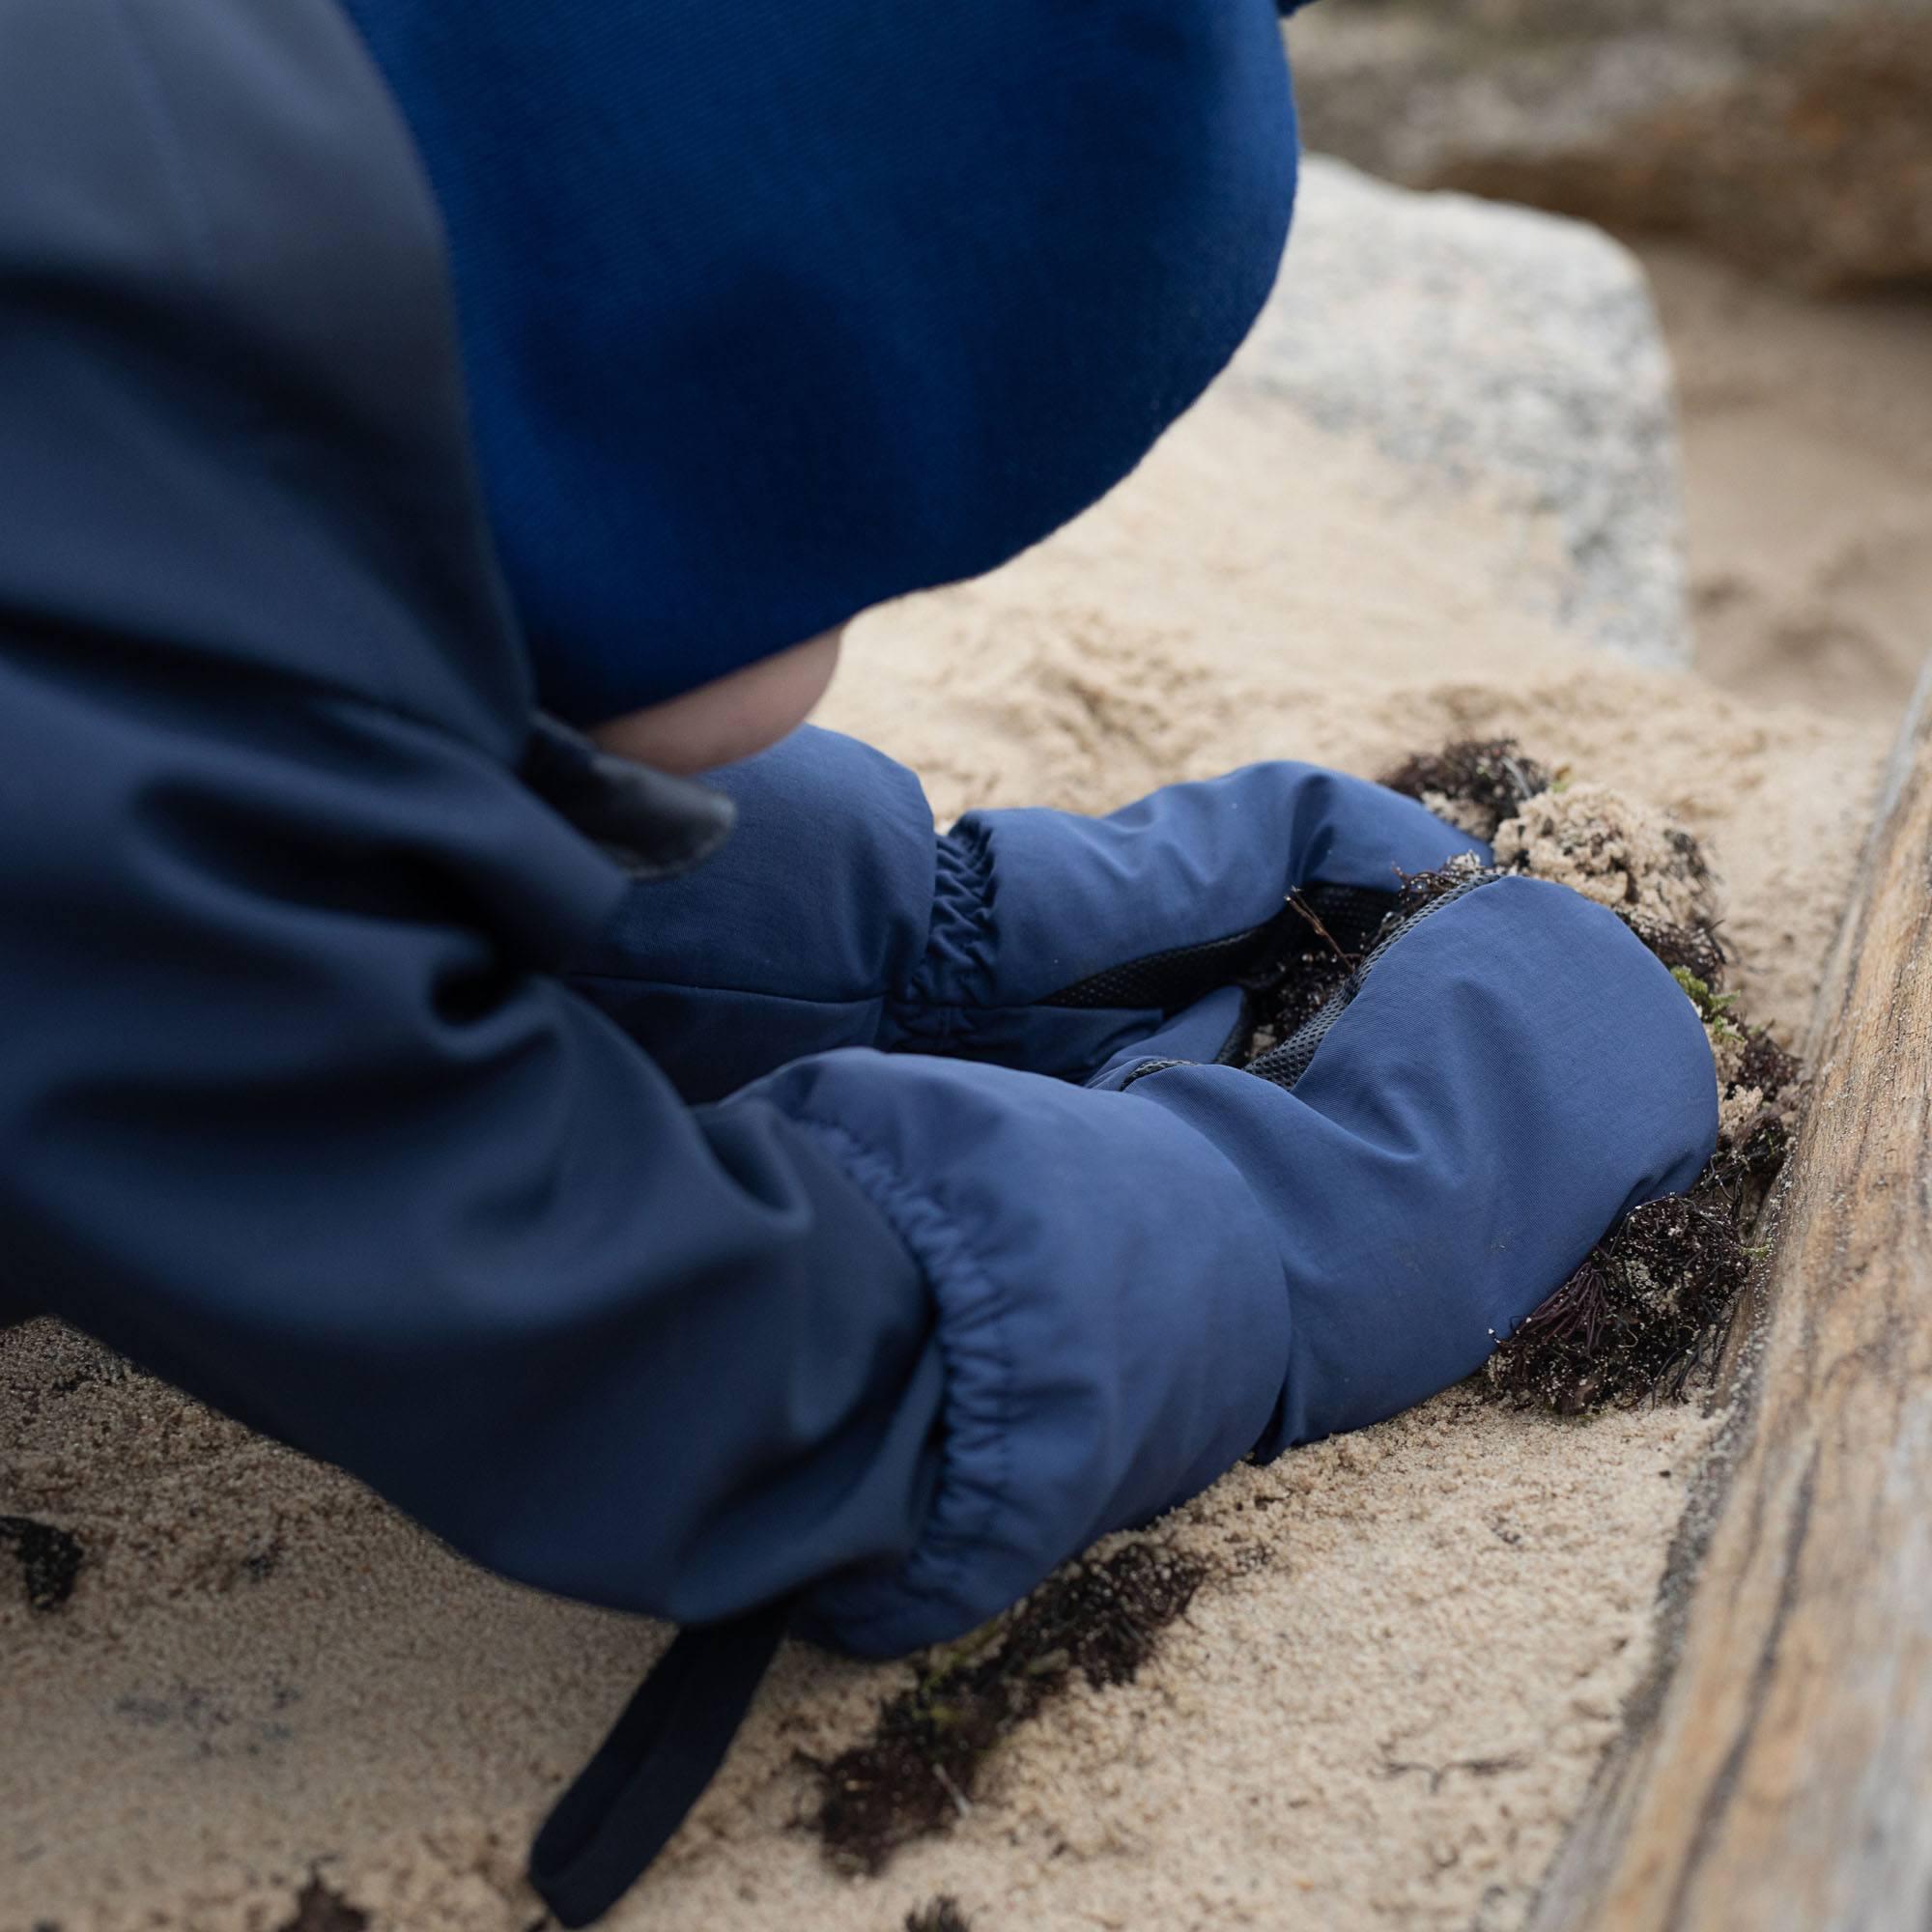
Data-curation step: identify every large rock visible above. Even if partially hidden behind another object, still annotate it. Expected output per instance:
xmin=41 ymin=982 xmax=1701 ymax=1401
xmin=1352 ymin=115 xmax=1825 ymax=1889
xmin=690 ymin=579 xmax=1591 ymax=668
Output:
xmin=1226 ymin=157 xmax=1690 ymax=669
xmin=1287 ymin=0 xmax=1932 ymax=293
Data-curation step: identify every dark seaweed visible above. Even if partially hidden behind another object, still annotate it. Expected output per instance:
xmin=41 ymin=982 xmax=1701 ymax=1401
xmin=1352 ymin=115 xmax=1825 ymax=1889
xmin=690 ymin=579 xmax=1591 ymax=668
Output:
xmin=1379 ymin=737 xmax=1554 ymax=839
xmin=1485 ymin=1194 xmax=1754 ymax=1413
xmin=275 ymin=1877 xmax=369 ymax=1932
xmin=809 ymin=1543 xmax=1204 ymax=1876
xmin=0 ymin=1516 xmax=83 ymax=1613
xmin=905 ymin=1900 xmax=973 ymax=1932
xmin=1620 ymin=913 xmax=1730 ymax=990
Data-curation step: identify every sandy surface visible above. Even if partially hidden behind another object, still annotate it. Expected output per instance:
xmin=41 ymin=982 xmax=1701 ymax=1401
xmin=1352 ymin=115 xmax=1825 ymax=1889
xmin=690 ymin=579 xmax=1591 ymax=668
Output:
xmin=1 ymin=315 xmax=1896 ymax=1931
xmin=1639 ymin=243 xmax=1932 ymax=724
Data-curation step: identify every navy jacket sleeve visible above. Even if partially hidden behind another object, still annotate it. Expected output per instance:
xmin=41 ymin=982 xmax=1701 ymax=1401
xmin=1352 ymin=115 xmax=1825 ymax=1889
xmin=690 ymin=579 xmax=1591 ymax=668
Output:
xmin=0 ymin=626 xmax=1313 ymax=1653
xmin=0 ymin=0 xmax=1290 ymax=1654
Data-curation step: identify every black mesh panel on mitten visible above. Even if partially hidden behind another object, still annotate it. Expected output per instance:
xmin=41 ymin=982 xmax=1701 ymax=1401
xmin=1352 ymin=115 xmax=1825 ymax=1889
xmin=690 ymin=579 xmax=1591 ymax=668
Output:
xmin=1245 ymin=873 xmax=1503 ymax=1091
xmin=1042 ymin=882 xmax=1398 ymax=1015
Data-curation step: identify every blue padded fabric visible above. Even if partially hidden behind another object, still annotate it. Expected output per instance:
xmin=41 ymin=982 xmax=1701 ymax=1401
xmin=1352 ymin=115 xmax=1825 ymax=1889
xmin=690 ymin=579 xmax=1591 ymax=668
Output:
xmin=334 ymin=0 xmax=1300 ymax=722
xmin=755 ymin=876 xmax=1717 ymax=1654
xmin=3 ymin=0 xmax=1718 ymax=1668
xmin=568 ymin=724 xmax=1491 ymax=1097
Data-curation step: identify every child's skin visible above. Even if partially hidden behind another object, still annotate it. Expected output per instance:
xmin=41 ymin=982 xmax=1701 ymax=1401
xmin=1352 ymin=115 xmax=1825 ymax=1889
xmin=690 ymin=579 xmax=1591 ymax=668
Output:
xmin=591 ymin=629 xmax=844 ymax=775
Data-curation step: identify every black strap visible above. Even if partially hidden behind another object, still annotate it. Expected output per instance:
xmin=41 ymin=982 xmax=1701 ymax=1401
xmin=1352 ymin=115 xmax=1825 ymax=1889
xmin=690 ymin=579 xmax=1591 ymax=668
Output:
xmin=528 ymin=1597 xmax=795 ymax=1928
xmin=521 ymin=712 xmax=738 ymax=881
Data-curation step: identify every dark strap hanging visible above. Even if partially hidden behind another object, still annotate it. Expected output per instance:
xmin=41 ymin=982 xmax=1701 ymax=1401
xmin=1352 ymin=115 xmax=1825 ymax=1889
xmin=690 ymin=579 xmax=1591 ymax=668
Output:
xmin=528 ymin=1596 xmax=795 ymax=1928
xmin=521 ymin=712 xmax=737 ymax=881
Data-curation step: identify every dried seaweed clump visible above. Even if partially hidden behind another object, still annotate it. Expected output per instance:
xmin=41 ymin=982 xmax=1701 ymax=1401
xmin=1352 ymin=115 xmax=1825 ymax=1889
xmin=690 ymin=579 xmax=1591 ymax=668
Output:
xmin=1487 ymin=969 xmax=1804 ymax=1415
xmin=1379 ymin=738 xmax=1553 ymax=842
xmin=1484 ymin=1196 xmax=1751 ymax=1413
xmin=1620 ymin=912 xmax=1729 ymax=989
xmin=274 ymin=1877 xmax=369 ymax=1932
xmin=1392 ymin=849 xmax=1494 ymax=918
xmin=810 ymin=1543 xmax=1203 ymax=1876
xmin=1241 ymin=891 xmax=1376 ymax=1057
xmin=1673 ymin=970 xmax=1804 ymax=1195
xmin=905 ymin=1900 xmax=973 ymax=1932
xmin=1382 ymin=738 xmax=1727 ymax=981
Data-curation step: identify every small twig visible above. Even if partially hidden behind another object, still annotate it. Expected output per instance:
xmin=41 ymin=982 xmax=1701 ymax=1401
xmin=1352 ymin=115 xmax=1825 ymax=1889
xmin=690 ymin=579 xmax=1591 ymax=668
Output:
xmin=930 ymin=1762 xmax=973 ymax=1820
xmin=1500 ymin=753 xmax=1540 ymax=809
xmin=1285 ymin=890 xmax=1355 ymax=966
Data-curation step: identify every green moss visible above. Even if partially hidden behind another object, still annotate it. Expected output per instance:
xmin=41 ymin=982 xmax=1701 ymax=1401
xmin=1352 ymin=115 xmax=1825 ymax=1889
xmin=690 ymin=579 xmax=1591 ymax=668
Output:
xmin=1671 ymin=965 xmax=1743 ymax=1034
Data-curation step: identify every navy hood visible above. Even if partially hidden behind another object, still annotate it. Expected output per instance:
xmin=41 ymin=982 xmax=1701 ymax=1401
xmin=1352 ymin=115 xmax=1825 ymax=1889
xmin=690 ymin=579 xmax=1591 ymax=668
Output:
xmin=338 ymin=1 xmax=1301 ymax=723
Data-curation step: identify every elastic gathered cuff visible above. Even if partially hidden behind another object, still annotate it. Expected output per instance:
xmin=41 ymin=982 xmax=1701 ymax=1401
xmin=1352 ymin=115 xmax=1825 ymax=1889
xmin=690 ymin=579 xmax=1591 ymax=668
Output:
xmin=782 ymin=1109 xmax=1023 ymax=1658
xmin=884 ymin=819 xmax=998 ymax=1049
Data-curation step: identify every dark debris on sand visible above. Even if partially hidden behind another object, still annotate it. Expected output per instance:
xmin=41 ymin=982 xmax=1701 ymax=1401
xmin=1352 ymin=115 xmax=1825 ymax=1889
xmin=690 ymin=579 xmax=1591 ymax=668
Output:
xmin=905 ymin=1899 xmax=974 ymax=1932
xmin=0 ymin=1516 xmax=83 ymax=1613
xmin=274 ymin=1877 xmax=370 ymax=1932
xmin=1621 ymin=912 xmax=1729 ymax=989
xmin=1380 ymin=737 xmax=1554 ymax=840
xmin=1484 ymin=1195 xmax=1754 ymax=1414
xmin=808 ymin=1543 xmax=1204 ymax=1876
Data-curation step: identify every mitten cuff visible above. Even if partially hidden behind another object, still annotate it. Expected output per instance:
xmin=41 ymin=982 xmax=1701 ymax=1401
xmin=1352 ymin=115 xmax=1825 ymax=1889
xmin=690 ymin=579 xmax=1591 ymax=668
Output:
xmin=885 ymin=821 xmax=999 ymax=1048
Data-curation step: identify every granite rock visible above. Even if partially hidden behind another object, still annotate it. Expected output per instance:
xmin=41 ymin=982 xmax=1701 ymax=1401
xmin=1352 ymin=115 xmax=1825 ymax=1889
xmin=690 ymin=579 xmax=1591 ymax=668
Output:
xmin=1287 ymin=0 xmax=1932 ymax=293
xmin=1227 ymin=157 xmax=1690 ymax=668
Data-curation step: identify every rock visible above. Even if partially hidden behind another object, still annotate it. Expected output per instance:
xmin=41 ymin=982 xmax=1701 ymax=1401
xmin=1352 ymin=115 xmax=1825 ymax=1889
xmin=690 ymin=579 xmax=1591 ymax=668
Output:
xmin=1227 ymin=158 xmax=1690 ymax=669
xmin=1286 ymin=0 xmax=1932 ymax=293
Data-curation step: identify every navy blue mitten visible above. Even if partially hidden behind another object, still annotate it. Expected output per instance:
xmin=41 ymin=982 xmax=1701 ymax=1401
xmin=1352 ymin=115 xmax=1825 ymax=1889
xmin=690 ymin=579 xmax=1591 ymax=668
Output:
xmin=763 ymin=869 xmax=1717 ymax=1654
xmin=568 ymin=724 xmax=1485 ymax=1099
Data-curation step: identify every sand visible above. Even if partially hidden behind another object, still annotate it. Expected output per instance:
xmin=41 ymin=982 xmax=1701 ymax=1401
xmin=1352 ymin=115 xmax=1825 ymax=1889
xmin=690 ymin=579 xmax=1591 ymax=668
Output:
xmin=1 ymin=301 xmax=1904 ymax=1931
xmin=1638 ymin=243 xmax=1932 ymax=726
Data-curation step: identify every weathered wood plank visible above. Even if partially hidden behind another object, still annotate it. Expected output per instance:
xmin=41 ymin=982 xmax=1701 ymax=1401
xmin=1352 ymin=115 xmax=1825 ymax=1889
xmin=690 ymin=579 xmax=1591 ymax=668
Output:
xmin=1530 ymin=658 xmax=1932 ymax=1932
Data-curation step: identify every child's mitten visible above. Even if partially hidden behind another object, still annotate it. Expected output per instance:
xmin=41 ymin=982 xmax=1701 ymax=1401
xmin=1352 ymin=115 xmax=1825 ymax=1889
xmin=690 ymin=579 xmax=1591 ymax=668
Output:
xmin=569 ymin=724 xmax=1484 ymax=1096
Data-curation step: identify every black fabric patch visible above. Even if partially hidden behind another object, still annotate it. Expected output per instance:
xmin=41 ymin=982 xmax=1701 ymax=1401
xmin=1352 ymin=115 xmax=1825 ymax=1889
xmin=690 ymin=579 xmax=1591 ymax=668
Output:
xmin=1245 ymin=873 xmax=1504 ymax=1091
xmin=522 ymin=713 xmax=737 ymax=880
xmin=1042 ymin=882 xmax=1397 ymax=1016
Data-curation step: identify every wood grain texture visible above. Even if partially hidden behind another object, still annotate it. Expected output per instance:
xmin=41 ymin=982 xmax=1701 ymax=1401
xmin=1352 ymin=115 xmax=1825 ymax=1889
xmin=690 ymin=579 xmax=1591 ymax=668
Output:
xmin=1530 ymin=659 xmax=1932 ymax=1932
